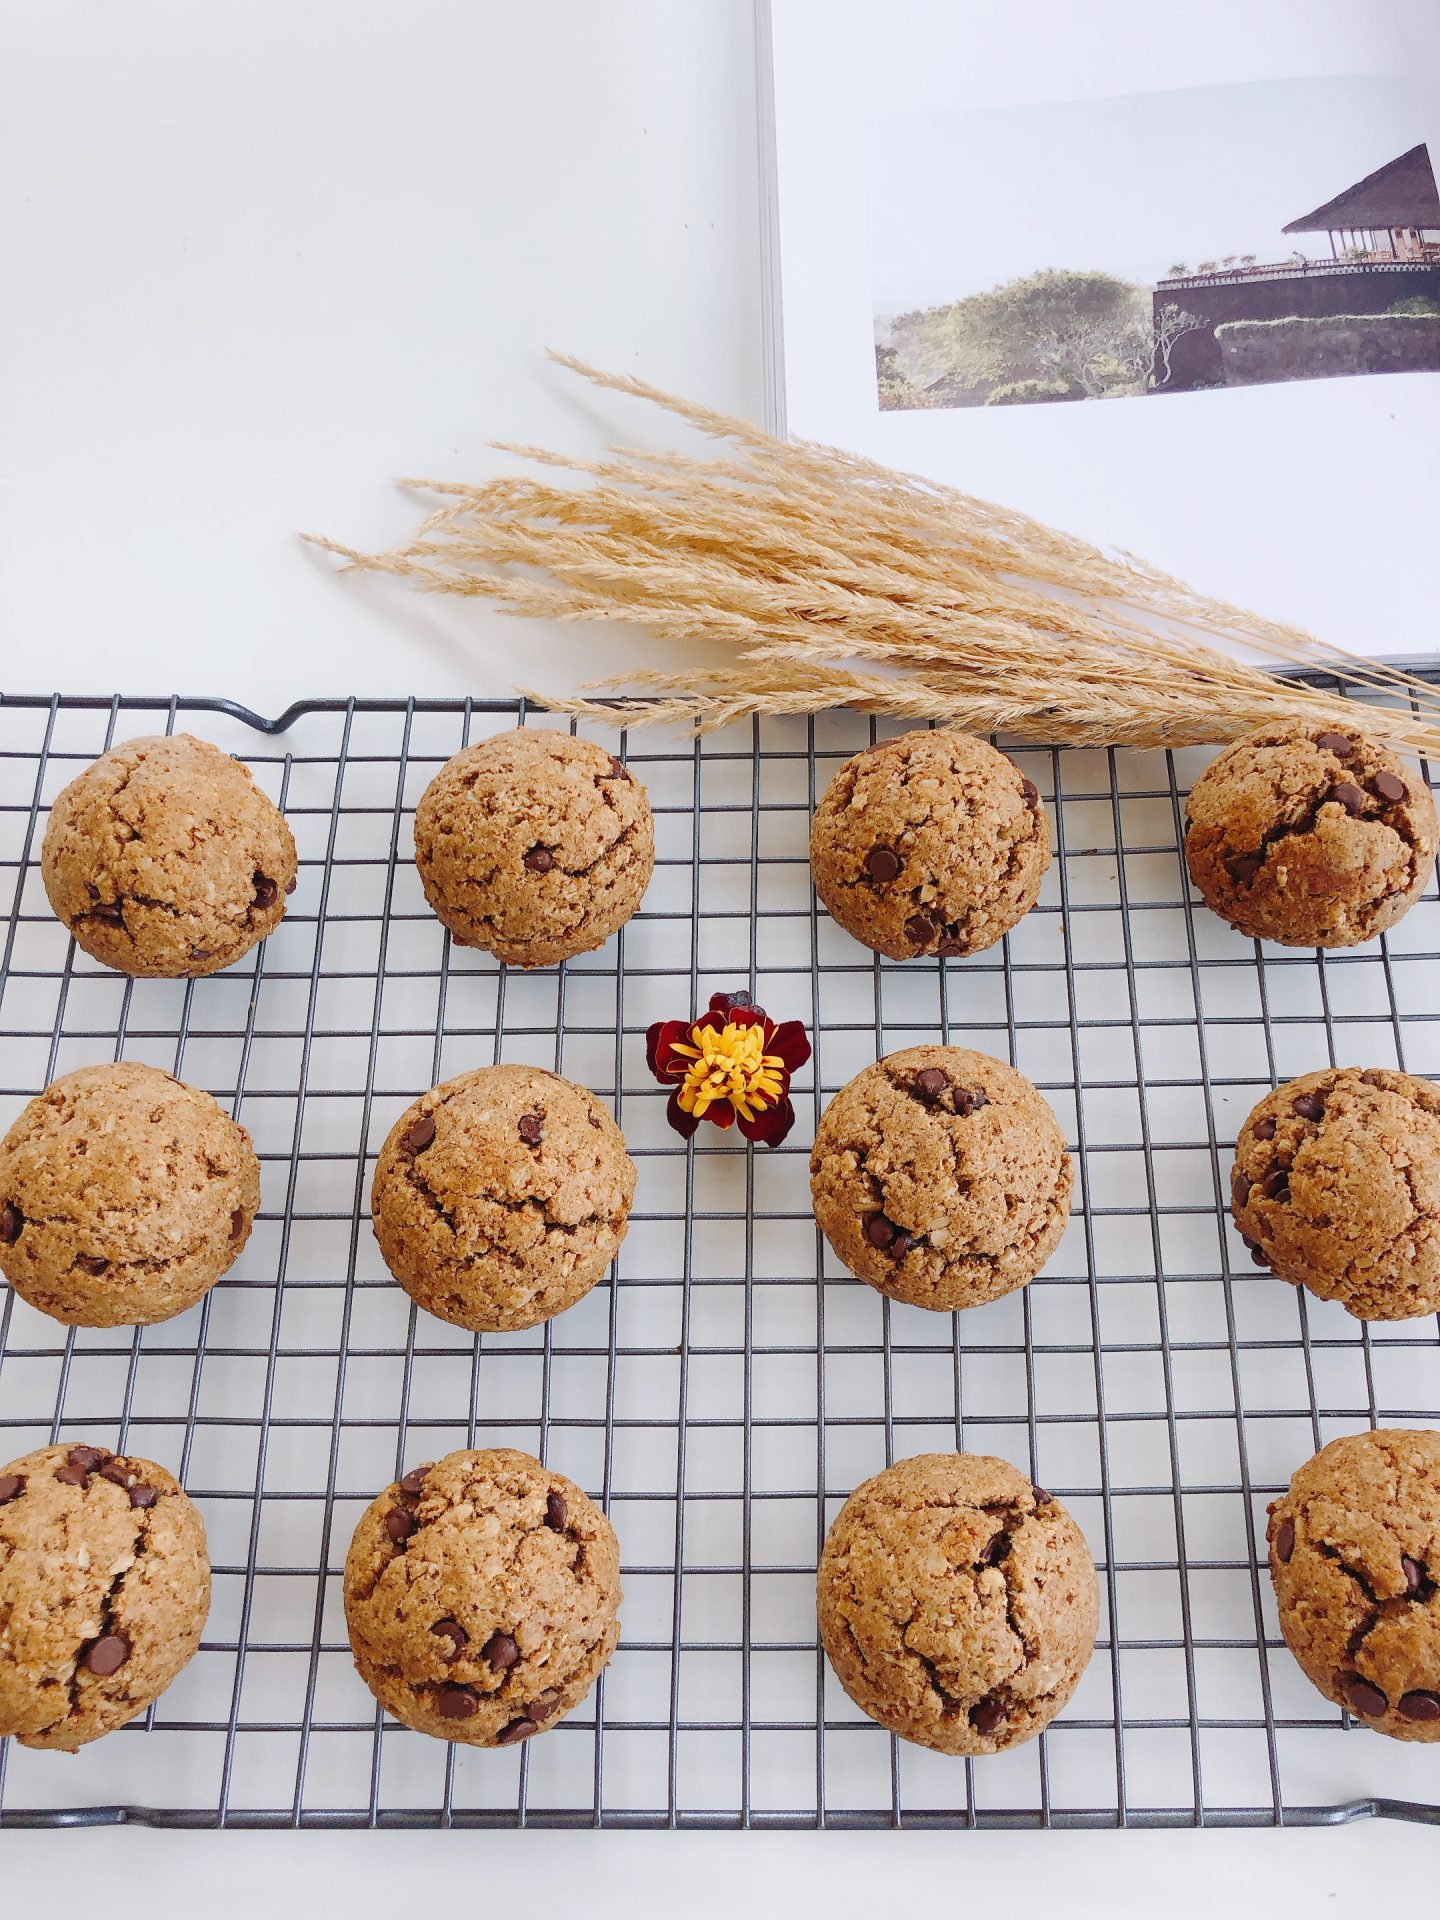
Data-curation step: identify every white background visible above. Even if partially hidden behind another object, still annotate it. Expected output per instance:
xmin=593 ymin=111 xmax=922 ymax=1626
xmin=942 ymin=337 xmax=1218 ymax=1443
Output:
xmin=1 ymin=0 xmax=1437 ymax=1905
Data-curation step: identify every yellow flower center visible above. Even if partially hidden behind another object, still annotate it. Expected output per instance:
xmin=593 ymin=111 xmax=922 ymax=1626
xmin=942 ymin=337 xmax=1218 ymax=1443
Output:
xmin=671 ymin=1019 xmax=787 ymax=1122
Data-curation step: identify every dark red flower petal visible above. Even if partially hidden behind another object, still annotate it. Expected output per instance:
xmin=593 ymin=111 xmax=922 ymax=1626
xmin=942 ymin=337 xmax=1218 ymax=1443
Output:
xmin=705 ymin=1100 xmax=737 ymax=1130
xmin=693 ymin=1009 xmax=726 ymax=1038
xmin=766 ymin=1020 xmax=812 ymax=1072
xmin=665 ymin=1090 xmax=702 ymax=1139
xmin=727 ymin=1005 xmax=765 ymax=1030
xmin=645 ymin=1020 xmax=666 ymax=1075
xmin=739 ymin=1095 xmax=796 ymax=1147
xmin=708 ymin=990 xmax=756 ymax=1016
xmin=647 ymin=1019 xmax=690 ymax=1080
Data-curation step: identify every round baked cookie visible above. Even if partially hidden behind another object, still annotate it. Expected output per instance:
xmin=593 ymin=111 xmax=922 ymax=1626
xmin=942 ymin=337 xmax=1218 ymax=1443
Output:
xmin=818 ymin=1453 xmax=1098 ymax=1755
xmin=810 ymin=1046 xmax=1072 ymax=1311
xmin=809 ymin=730 xmax=1049 ymax=961
xmin=0 ymin=1442 xmax=211 ymax=1751
xmin=371 ymin=1064 xmax=635 ymax=1332
xmin=1232 ymin=1067 xmax=1440 ymax=1321
xmin=1267 ymin=1429 xmax=1440 ymax=1740
xmin=344 ymin=1448 xmax=621 ymax=1746
xmin=0 ymin=1061 xmax=261 ymax=1327
xmin=1183 ymin=719 xmax=1437 ymax=948
xmin=41 ymin=733 xmax=297 ymax=977
xmin=413 ymin=730 xmax=654 ymax=968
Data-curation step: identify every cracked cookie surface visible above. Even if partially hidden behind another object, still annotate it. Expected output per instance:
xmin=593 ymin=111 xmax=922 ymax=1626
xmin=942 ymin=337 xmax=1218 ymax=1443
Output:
xmin=810 ymin=1046 xmax=1072 ymax=1311
xmin=1232 ymin=1067 xmax=1440 ymax=1321
xmin=343 ymin=1447 xmax=621 ymax=1746
xmin=41 ymin=733 xmax=297 ymax=977
xmin=0 ymin=1061 xmax=261 ymax=1327
xmin=809 ymin=730 xmax=1049 ymax=960
xmin=413 ymin=730 xmax=654 ymax=968
xmin=0 ymin=1442 xmax=210 ymax=1751
xmin=1183 ymin=720 xmax=1437 ymax=948
xmin=818 ymin=1452 xmax=1098 ymax=1755
xmin=371 ymin=1064 xmax=636 ymax=1332
xmin=1267 ymin=1428 xmax=1440 ymax=1741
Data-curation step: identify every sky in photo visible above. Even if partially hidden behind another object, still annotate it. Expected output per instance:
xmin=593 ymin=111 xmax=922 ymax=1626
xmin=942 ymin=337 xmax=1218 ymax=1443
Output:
xmin=869 ymin=73 xmax=1432 ymax=315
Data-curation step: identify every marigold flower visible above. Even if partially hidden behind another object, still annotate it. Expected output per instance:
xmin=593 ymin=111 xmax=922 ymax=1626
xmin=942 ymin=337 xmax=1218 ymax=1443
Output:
xmin=646 ymin=991 xmax=811 ymax=1146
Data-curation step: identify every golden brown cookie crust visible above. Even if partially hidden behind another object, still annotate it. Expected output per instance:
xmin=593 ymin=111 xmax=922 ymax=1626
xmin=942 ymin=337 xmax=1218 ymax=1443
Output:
xmin=818 ymin=1453 xmax=1098 ymax=1755
xmin=1267 ymin=1429 xmax=1440 ymax=1741
xmin=0 ymin=1443 xmax=210 ymax=1751
xmin=40 ymin=733 xmax=297 ymax=977
xmin=371 ymin=1064 xmax=636 ymax=1333
xmin=413 ymin=730 xmax=654 ymax=968
xmin=343 ymin=1448 xmax=621 ymax=1746
xmin=809 ymin=730 xmax=1049 ymax=961
xmin=1183 ymin=720 xmax=1436 ymax=948
xmin=1232 ymin=1067 xmax=1440 ymax=1321
xmin=0 ymin=1061 xmax=261 ymax=1327
xmin=810 ymin=1046 xmax=1072 ymax=1311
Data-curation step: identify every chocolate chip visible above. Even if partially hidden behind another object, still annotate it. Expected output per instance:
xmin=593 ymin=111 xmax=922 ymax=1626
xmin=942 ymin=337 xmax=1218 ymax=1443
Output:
xmin=527 ymin=1689 xmax=563 ymax=1722
xmin=889 ymin=1229 xmax=916 ymax=1258
xmin=1253 ymin=1117 xmax=1277 ymax=1141
xmin=384 ymin=1508 xmax=416 ymax=1543
xmin=497 ymin=1716 xmax=539 ymax=1744
xmin=914 ymin=1068 xmax=947 ymax=1098
xmin=90 ymin=901 xmax=124 ymax=923
xmin=1372 ymin=770 xmax=1407 ymax=804
xmin=523 ymin=847 xmax=554 ymax=873
xmin=100 ymin=1462 xmax=131 ymax=1487
xmin=545 ymin=1491 xmax=568 ymax=1531
xmin=1275 ymin=1518 xmax=1295 ymax=1563
xmin=431 ymin=1618 xmax=468 ymax=1658
xmin=1401 ymin=1554 xmax=1425 ymax=1595
xmin=1399 ymin=1690 xmax=1440 ymax=1723
xmin=978 ymin=1529 xmax=1008 ymax=1567
xmin=1331 ymin=782 xmax=1367 ymax=817
xmin=904 ymin=914 xmax=936 ymax=948
xmin=605 ymin=755 xmax=631 ymax=782
xmin=1261 ymin=1167 xmax=1290 ymax=1201
xmin=129 ymin=1484 xmax=158 ymax=1510
xmin=0 ymin=1475 xmax=23 ymax=1504
xmin=1317 ymin=732 xmax=1356 ymax=760
xmin=937 ymin=935 xmax=967 ymax=956
xmin=399 ymin=1466 xmax=430 ymax=1496
xmin=518 ymin=1113 xmax=544 ymax=1145
xmin=436 ymin=1685 xmax=478 ymax=1720
xmin=969 ymin=1696 xmax=1006 ymax=1735
xmin=1292 ymin=1091 xmax=1326 ymax=1123
xmin=1361 ymin=1070 xmax=1387 ymax=1088
xmin=83 ymin=1633 xmax=131 ymax=1676
xmin=54 ymin=1463 xmax=90 ymax=1486
xmin=68 ymin=1446 xmax=110 ymax=1471
xmin=252 ymin=874 xmax=278 ymax=911
xmin=1343 ymin=1673 xmax=1388 ymax=1717
xmin=1225 ymin=853 xmax=1263 ymax=885
xmin=230 ymin=1209 xmax=246 ymax=1240
xmin=406 ymin=1113 xmax=436 ymax=1153
xmin=1020 ymin=777 xmax=1040 ymax=810
xmin=482 ymin=1631 xmax=520 ymax=1671
xmin=864 ymin=1212 xmax=896 ymax=1250
xmin=285 ymin=874 xmax=298 ymax=894
xmin=864 ymin=844 xmax=902 ymax=883
xmin=0 ymin=1202 xmax=22 ymax=1245
xmin=74 ymin=1255 xmax=110 ymax=1277
xmin=1232 ymin=1174 xmax=1253 ymax=1208
xmin=953 ymin=1086 xmax=988 ymax=1118
xmin=1250 ymin=1246 xmax=1270 ymax=1267
xmin=188 ymin=948 xmax=211 ymax=963
xmin=1031 ymin=1487 xmax=1051 ymax=1505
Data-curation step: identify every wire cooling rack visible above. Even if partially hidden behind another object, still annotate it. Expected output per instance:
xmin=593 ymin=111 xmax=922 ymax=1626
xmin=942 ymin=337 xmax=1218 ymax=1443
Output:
xmin=0 ymin=690 xmax=1437 ymax=1831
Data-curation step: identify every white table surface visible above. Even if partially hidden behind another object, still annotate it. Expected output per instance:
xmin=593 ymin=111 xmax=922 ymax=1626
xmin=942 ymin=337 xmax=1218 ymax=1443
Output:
xmin=1 ymin=1 xmax=1435 ymax=1904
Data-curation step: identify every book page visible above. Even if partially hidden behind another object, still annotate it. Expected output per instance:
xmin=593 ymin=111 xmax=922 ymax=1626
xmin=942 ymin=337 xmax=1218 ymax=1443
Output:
xmin=763 ymin=0 xmax=1440 ymax=662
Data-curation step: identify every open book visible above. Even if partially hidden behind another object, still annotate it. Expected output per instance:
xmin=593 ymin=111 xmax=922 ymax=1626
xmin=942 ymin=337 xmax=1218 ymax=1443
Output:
xmin=757 ymin=0 xmax=1440 ymax=663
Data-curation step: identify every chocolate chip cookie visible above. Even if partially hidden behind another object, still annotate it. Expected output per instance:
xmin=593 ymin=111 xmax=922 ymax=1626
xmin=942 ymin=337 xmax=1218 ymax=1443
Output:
xmin=809 ymin=730 xmax=1049 ymax=960
xmin=1232 ymin=1067 xmax=1440 ymax=1321
xmin=810 ymin=1046 xmax=1072 ymax=1311
xmin=343 ymin=1448 xmax=621 ymax=1746
xmin=0 ymin=1061 xmax=261 ymax=1327
xmin=371 ymin=1063 xmax=636 ymax=1332
xmin=41 ymin=733 xmax=297 ymax=976
xmin=818 ymin=1452 xmax=1098 ymax=1755
xmin=413 ymin=729 xmax=654 ymax=968
xmin=1183 ymin=720 xmax=1437 ymax=947
xmin=1267 ymin=1429 xmax=1440 ymax=1741
xmin=0 ymin=1442 xmax=211 ymax=1751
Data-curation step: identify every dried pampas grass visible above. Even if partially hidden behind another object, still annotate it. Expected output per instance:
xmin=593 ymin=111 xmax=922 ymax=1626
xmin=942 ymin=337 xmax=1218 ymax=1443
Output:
xmin=308 ymin=354 xmax=1440 ymax=756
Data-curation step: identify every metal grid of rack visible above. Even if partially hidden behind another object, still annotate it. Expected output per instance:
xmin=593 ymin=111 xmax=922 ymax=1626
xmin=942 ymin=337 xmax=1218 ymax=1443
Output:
xmin=0 ymin=691 xmax=1436 ymax=1830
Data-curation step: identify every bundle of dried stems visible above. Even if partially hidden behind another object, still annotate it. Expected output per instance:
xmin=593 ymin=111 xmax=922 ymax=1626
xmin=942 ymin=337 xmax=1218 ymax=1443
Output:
xmin=308 ymin=355 xmax=1440 ymax=757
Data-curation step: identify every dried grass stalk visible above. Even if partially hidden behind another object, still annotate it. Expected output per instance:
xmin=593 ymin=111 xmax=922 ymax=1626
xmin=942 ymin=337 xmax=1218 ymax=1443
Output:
xmin=307 ymin=354 xmax=1440 ymax=756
